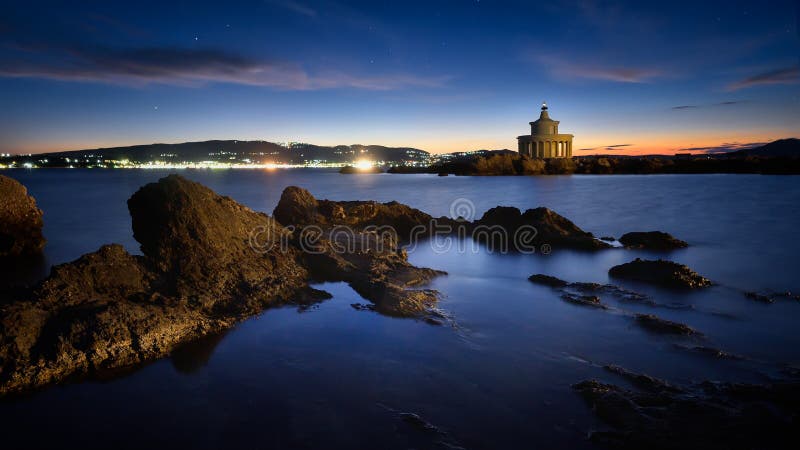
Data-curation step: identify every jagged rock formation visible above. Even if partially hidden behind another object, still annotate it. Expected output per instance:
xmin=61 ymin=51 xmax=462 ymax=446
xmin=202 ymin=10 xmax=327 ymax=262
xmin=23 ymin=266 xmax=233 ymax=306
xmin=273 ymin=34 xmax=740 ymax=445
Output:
xmin=0 ymin=176 xmax=444 ymax=397
xmin=274 ymin=187 xmax=445 ymax=317
xmin=474 ymin=206 xmax=610 ymax=251
xmin=619 ymin=231 xmax=688 ymax=250
xmin=0 ymin=175 xmax=45 ymax=258
xmin=609 ymin=258 xmax=712 ymax=288
xmin=574 ymin=366 xmax=800 ymax=450
xmin=274 ymin=186 xmax=442 ymax=242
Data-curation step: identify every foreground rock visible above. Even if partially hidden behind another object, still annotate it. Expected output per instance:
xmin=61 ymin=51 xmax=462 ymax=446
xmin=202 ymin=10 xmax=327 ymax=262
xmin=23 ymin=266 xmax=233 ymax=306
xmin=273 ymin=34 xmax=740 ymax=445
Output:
xmin=0 ymin=175 xmax=45 ymax=258
xmin=574 ymin=367 xmax=800 ymax=450
xmin=0 ymin=176 xmax=315 ymax=396
xmin=274 ymin=187 xmax=445 ymax=317
xmin=528 ymin=274 xmax=650 ymax=304
xmin=619 ymin=231 xmax=688 ymax=250
xmin=0 ymin=176 xmax=445 ymax=397
xmin=609 ymin=258 xmax=712 ymax=288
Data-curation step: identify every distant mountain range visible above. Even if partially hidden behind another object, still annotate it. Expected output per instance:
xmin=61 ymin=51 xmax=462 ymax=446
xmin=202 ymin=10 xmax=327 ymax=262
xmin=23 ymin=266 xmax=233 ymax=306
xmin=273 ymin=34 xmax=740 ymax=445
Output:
xmin=728 ymin=138 xmax=800 ymax=157
xmin=20 ymin=140 xmax=432 ymax=166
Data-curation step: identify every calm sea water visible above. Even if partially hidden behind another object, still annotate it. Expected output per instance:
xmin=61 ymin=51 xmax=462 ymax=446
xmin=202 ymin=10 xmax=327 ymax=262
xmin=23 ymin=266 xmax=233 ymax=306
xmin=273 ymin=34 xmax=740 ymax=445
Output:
xmin=2 ymin=169 xmax=800 ymax=449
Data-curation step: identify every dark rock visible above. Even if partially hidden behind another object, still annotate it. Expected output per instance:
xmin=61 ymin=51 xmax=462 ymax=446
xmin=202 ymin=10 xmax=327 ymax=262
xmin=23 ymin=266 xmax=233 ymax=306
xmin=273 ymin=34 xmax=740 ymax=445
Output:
xmin=609 ymin=258 xmax=712 ymax=289
xmin=619 ymin=231 xmax=688 ymax=250
xmin=634 ymin=313 xmax=698 ymax=335
xmin=1 ymin=175 xmax=319 ymax=397
xmin=744 ymin=291 xmax=774 ymax=303
xmin=600 ymin=236 xmax=616 ymax=242
xmin=604 ymin=364 xmax=680 ymax=392
xmin=128 ymin=174 xmax=309 ymax=312
xmin=673 ymin=344 xmax=744 ymax=360
xmin=274 ymin=186 xmax=440 ymax=241
xmin=475 ymin=206 xmax=610 ymax=251
xmin=561 ymin=293 xmax=608 ymax=309
xmin=528 ymin=273 xmax=569 ymax=288
xmin=400 ymin=412 xmax=440 ymax=432
xmin=574 ymin=369 xmax=800 ymax=450
xmin=0 ymin=175 xmax=45 ymax=258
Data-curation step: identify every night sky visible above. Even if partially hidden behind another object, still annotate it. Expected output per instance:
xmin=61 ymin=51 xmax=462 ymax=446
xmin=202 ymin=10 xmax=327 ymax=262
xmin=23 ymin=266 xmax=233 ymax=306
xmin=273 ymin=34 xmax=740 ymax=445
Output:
xmin=1 ymin=0 xmax=798 ymax=155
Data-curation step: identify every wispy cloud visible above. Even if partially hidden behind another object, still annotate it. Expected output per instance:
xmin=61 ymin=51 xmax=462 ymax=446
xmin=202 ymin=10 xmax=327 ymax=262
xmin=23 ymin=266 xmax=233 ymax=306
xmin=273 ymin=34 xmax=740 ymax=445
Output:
xmin=579 ymin=144 xmax=632 ymax=151
xmin=532 ymin=55 xmax=662 ymax=83
xmin=727 ymin=65 xmax=800 ymax=91
xmin=269 ymin=0 xmax=318 ymax=18
xmin=671 ymin=100 xmax=745 ymax=110
xmin=681 ymin=142 xmax=766 ymax=154
xmin=0 ymin=45 xmax=448 ymax=91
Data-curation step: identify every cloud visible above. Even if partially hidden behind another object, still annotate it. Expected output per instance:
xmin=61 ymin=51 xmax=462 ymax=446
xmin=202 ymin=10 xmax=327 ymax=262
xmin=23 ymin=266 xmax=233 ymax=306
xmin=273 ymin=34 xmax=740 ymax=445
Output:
xmin=532 ymin=55 xmax=662 ymax=83
xmin=727 ymin=65 xmax=800 ymax=91
xmin=0 ymin=45 xmax=448 ymax=91
xmin=579 ymin=144 xmax=632 ymax=151
xmin=270 ymin=0 xmax=318 ymax=18
xmin=680 ymin=142 xmax=766 ymax=154
xmin=671 ymin=100 xmax=744 ymax=110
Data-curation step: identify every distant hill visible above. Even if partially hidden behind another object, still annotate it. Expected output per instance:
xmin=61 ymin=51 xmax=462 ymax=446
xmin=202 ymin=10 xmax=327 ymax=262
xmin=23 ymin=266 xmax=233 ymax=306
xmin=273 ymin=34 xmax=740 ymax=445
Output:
xmin=729 ymin=138 xmax=800 ymax=157
xmin=18 ymin=140 xmax=431 ymax=167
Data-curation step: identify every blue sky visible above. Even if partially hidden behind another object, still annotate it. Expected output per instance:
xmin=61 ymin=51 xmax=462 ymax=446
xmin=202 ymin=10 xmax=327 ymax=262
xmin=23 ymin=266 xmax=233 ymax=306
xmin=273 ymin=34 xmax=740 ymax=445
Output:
xmin=0 ymin=0 xmax=798 ymax=154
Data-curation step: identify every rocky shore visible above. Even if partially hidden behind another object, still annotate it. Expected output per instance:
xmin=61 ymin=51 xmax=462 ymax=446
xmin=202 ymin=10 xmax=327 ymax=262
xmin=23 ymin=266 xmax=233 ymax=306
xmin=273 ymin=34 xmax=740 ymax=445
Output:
xmin=0 ymin=175 xmax=45 ymax=259
xmin=0 ymin=176 xmax=445 ymax=396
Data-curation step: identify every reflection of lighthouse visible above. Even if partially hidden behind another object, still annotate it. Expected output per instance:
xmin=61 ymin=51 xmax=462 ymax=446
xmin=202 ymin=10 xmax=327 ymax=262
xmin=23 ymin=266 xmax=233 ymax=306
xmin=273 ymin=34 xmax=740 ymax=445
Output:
xmin=517 ymin=102 xmax=574 ymax=158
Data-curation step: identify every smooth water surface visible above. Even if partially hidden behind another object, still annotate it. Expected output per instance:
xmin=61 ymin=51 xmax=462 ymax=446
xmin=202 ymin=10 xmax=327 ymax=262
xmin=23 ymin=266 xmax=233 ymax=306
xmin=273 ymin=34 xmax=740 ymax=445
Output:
xmin=2 ymin=169 xmax=799 ymax=449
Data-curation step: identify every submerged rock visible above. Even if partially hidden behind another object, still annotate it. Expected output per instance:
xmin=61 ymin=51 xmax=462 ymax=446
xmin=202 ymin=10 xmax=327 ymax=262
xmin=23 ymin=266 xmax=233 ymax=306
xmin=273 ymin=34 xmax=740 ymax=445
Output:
xmin=528 ymin=273 xmax=569 ymax=288
xmin=609 ymin=258 xmax=712 ymax=289
xmin=561 ymin=293 xmax=608 ymax=309
xmin=0 ymin=175 xmax=45 ymax=258
xmin=574 ymin=367 xmax=800 ymax=450
xmin=619 ymin=231 xmax=688 ymax=250
xmin=634 ymin=313 xmax=698 ymax=335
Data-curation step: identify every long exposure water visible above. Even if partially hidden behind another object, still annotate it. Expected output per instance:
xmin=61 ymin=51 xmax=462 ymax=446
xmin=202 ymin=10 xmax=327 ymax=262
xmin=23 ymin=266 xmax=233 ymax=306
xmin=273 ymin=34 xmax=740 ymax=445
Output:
xmin=2 ymin=169 xmax=799 ymax=449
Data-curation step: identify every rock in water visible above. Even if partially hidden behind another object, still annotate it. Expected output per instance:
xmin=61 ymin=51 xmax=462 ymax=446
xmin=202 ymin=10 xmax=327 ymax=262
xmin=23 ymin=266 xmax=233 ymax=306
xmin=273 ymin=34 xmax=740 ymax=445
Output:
xmin=619 ymin=231 xmax=688 ymax=250
xmin=573 ymin=368 xmax=800 ymax=450
xmin=475 ymin=206 xmax=610 ymax=251
xmin=128 ymin=174 xmax=308 ymax=312
xmin=0 ymin=176 xmax=314 ymax=397
xmin=274 ymin=187 xmax=445 ymax=317
xmin=274 ymin=186 xmax=439 ymax=241
xmin=528 ymin=273 xmax=569 ymax=287
xmin=0 ymin=175 xmax=45 ymax=258
xmin=609 ymin=258 xmax=711 ymax=288
xmin=634 ymin=313 xmax=697 ymax=335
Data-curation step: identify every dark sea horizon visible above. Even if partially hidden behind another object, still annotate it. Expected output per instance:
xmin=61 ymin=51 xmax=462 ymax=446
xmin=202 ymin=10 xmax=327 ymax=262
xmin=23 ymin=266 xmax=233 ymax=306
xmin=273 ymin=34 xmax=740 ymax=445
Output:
xmin=2 ymin=168 xmax=799 ymax=449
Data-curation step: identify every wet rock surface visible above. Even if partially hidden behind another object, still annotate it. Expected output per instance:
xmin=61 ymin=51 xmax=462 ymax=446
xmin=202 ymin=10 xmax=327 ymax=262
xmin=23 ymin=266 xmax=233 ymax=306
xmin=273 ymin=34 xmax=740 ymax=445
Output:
xmin=574 ymin=366 xmax=800 ymax=450
xmin=609 ymin=258 xmax=712 ymax=289
xmin=618 ymin=231 xmax=688 ymax=250
xmin=0 ymin=175 xmax=45 ymax=259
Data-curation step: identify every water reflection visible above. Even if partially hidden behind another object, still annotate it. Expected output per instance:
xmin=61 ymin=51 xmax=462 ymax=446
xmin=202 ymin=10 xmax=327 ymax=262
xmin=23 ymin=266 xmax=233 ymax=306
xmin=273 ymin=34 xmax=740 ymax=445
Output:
xmin=170 ymin=330 xmax=229 ymax=374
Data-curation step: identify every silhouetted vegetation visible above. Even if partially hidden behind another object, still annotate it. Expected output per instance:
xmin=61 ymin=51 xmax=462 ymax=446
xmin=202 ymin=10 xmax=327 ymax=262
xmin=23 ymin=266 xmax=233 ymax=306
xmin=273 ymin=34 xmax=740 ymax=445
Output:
xmin=389 ymin=153 xmax=800 ymax=175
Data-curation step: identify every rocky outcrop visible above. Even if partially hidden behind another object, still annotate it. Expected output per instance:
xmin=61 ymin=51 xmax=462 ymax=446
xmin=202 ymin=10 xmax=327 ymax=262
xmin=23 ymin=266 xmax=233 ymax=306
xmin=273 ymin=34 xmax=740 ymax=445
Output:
xmin=609 ymin=258 xmax=712 ymax=288
xmin=474 ymin=206 xmax=610 ymax=251
xmin=528 ymin=273 xmax=569 ymax=288
xmin=273 ymin=187 xmax=445 ymax=317
xmin=127 ymin=174 xmax=308 ymax=313
xmin=634 ymin=313 xmax=697 ymax=335
xmin=0 ymin=175 xmax=447 ymax=397
xmin=274 ymin=186 xmax=441 ymax=242
xmin=573 ymin=367 xmax=800 ymax=450
xmin=619 ymin=231 xmax=688 ymax=250
xmin=0 ymin=175 xmax=45 ymax=258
